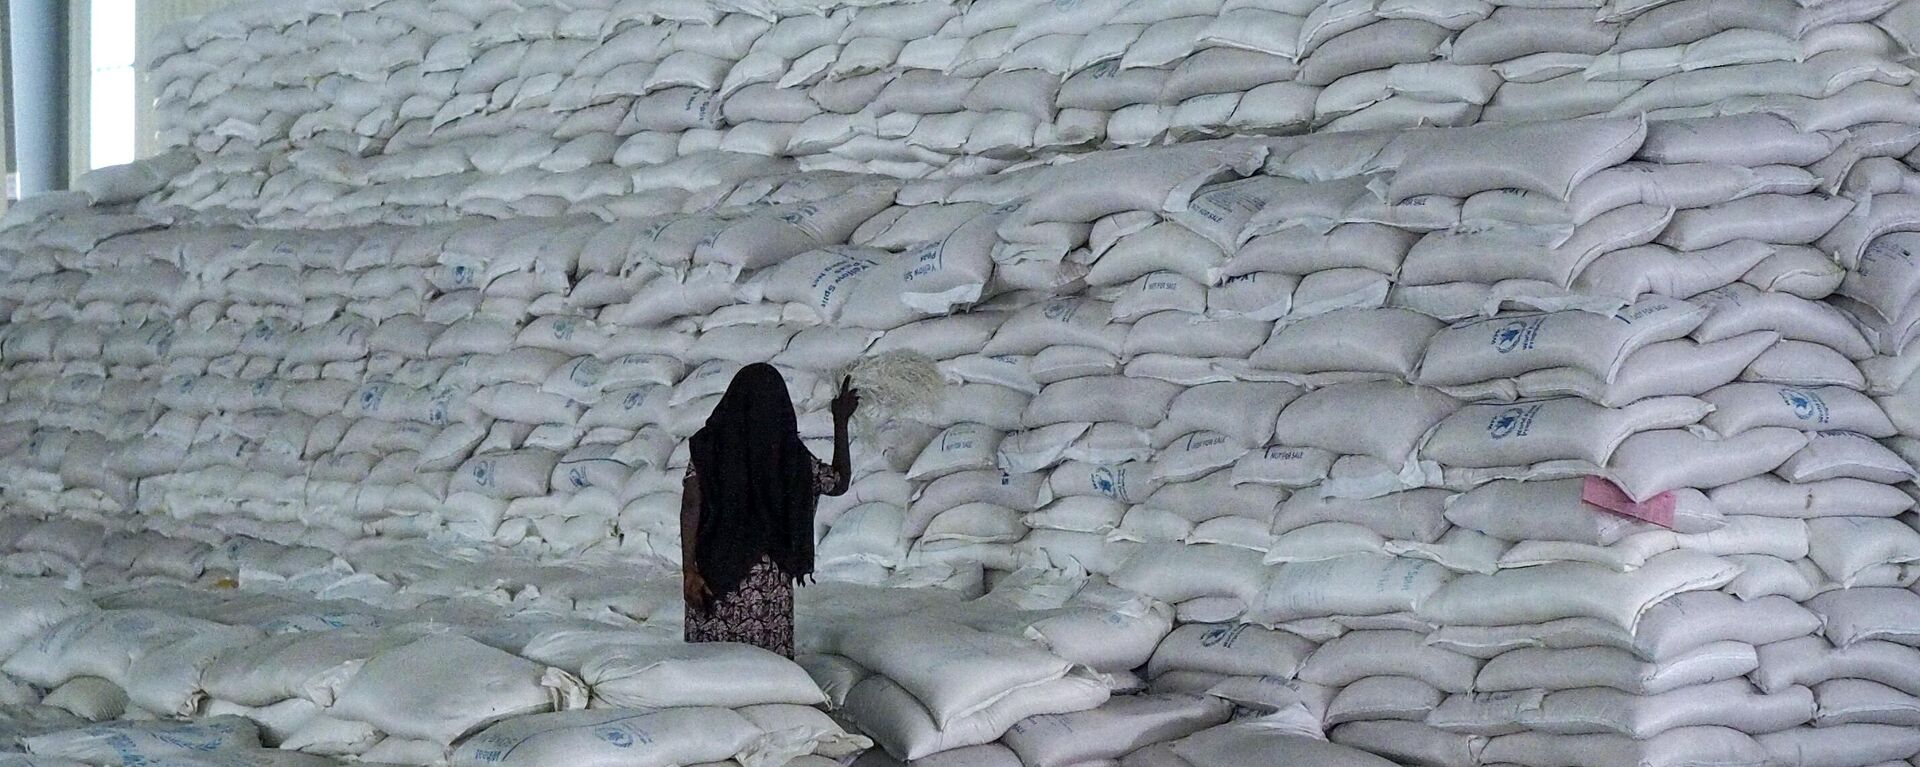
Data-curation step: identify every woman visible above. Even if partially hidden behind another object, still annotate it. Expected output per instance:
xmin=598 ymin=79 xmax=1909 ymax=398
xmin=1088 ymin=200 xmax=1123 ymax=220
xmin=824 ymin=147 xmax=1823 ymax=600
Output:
xmin=681 ymin=363 xmax=857 ymax=658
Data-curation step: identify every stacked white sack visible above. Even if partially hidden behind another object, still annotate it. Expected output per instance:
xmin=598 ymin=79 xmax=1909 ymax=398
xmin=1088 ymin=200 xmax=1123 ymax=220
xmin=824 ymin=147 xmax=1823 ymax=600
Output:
xmin=109 ymin=0 xmax=1920 ymax=227
xmin=979 ymin=116 xmax=1919 ymax=764
xmin=0 ymin=527 xmax=1147 ymax=763
xmin=7 ymin=108 xmax=1920 ymax=762
xmin=1796 ymin=191 xmax=1920 ymax=767
xmin=0 ymin=0 xmax=1904 ymax=765
xmin=0 ymin=573 xmax=871 ymax=767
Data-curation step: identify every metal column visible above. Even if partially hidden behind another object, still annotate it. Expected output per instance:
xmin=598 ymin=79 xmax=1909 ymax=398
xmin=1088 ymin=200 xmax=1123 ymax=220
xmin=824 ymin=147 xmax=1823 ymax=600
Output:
xmin=8 ymin=0 xmax=69 ymax=195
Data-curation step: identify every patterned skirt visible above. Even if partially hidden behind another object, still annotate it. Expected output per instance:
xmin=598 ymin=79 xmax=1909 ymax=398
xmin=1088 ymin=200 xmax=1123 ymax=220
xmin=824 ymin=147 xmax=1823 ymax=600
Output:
xmin=685 ymin=554 xmax=795 ymax=658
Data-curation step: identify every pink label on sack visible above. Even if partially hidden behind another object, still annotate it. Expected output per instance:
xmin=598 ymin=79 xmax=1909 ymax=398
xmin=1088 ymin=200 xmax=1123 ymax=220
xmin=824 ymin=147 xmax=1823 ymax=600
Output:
xmin=1582 ymin=476 xmax=1676 ymax=529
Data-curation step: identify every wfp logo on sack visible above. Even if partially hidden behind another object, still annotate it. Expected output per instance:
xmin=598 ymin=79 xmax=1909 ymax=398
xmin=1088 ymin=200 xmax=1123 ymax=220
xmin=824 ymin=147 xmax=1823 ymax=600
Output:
xmin=471 ymin=460 xmax=495 ymax=488
xmin=778 ymin=205 xmax=819 ymax=226
xmin=568 ymin=467 xmax=590 ymax=489
xmin=358 ymin=384 xmax=386 ymax=413
xmin=1488 ymin=404 xmax=1541 ymax=440
xmin=1091 ymin=465 xmax=1126 ymax=499
xmin=1490 ymin=317 xmax=1544 ymax=354
xmin=428 ymin=391 xmax=452 ymax=426
xmin=1042 ymin=300 xmax=1080 ymax=323
xmin=1778 ymin=387 xmax=1830 ymax=423
xmin=1199 ymin=623 xmax=1246 ymax=648
xmin=596 ymin=728 xmax=633 ymax=748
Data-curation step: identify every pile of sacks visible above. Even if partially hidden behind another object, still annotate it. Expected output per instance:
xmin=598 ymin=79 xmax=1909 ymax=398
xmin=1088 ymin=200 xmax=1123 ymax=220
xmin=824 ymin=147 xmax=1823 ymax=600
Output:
xmin=9 ymin=106 xmax=1920 ymax=764
xmin=0 ymin=0 xmax=1911 ymax=765
xmin=1036 ymin=118 xmax=1920 ymax=765
xmin=122 ymin=0 xmax=1920 ymax=227
xmin=0 ymin=576 xmax=871 ymax=767
xmin=1082 ymin=121 xmax=1920 ymax=767
xmin=0 ymin=513 xmax=1186 ymax=764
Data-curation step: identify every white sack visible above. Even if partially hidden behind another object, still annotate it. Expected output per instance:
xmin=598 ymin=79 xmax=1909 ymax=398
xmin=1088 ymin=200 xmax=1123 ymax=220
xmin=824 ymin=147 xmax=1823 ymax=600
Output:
xmin=1299 ymin=630 xmax=1481 ymax=693
xmin=1416 ymin=297 xmax=1704 ymax=387
xmin=1477 ymin=641 xmax=1759 ymax=695
xmin=1251 ymin=554 xmax=1454 ymax=624
xmin=1416 ymin=550 xmax=1738 ymax=631
xmin=840 ymin=670 xmax=1109 ymax=761
xmin=1421 ymin=396 xmax=1710 ymax=471
xmin=1001 ymin=693 xmax=1233 ymax=767
xmin=835 ymin=615 xmax=1074 ymax=728
xmin=1274 ymin=382 xmax=1459 ymax=464
xmin=449 ymin=708 xmax=762 ymax=767
xmin=1606 ymin=426 xmax=1806 ymax=501
xmin=330 ymin=634 xmax=583 ymax=744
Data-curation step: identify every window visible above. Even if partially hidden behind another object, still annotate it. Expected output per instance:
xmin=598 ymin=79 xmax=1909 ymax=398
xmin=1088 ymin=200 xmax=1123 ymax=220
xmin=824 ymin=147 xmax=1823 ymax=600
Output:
xmin=89 ymin=0 xmax=137 ymax=169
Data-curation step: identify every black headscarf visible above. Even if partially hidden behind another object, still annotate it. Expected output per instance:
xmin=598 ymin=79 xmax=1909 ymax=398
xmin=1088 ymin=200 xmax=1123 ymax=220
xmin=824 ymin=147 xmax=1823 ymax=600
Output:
xmin=688 ymin=363 xmax=818 ymax=600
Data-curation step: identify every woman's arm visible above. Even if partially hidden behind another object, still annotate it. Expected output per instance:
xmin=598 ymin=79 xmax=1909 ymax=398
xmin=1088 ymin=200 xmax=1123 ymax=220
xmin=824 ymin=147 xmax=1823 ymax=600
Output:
xmin=826 ymin=412 xmax=853 ymax=496
xmin=681 ymin=471 xmax=709 ymax=609
xmin=826 ymin=377 xmax=859 ymax=496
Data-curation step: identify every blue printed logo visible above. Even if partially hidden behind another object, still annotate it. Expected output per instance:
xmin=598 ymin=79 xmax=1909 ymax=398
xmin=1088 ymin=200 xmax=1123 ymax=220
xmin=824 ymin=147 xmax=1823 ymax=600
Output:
xmin=1090 ymin=466 xmax=1126 ymax=499
xmin=1199 ymin=624 xmax=1244 ymax=648
xmin=1778 ymin=387 xmax=1829 ymax=423
xmin=1491 ymin=317 xmax=1542 ymax=354
xmin=471 ymin=460 xmax=495 ymax=487
xmin=597 ymin=728 xmax=633 ymax=748
xmin=1090 ymin=467 xmax=1114 ymax=494
xmin=1488 ymin=404 xmax=1540 ymax=440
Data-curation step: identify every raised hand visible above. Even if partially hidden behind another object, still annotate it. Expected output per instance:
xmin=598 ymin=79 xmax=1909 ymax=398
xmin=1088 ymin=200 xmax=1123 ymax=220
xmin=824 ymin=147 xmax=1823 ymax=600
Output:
xmin=831 ymin=374 xmax=861 ymax=422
